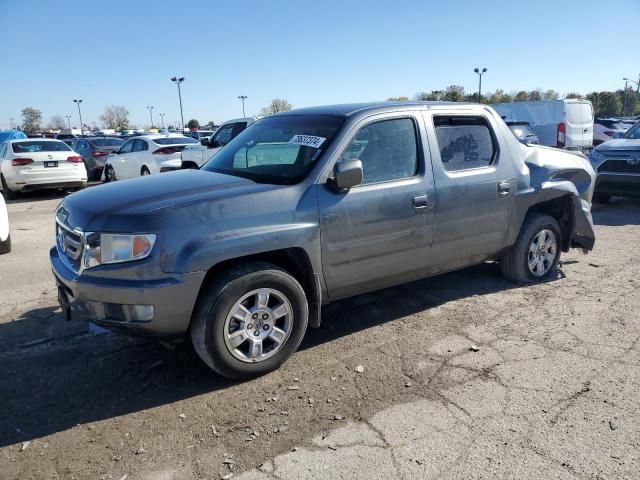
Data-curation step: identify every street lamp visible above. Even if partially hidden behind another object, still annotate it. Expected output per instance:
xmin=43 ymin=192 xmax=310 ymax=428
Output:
xmin=623 ymin=76 xmax=640 ymax=94
xmin=73 ymin=99 xmax=84 ymax=136
xmin=171 ymin=76 xmax=185 ymax=132
xmin=238 ymin=95 xmax=248 ymax=117
xmin=65 ymin=115 xmax=72 ymax=130
xmin=159 ymin=113 xmax=166 ymax=129
xmin=473 ymin=67 xmax=488 ymax=100
xmin=9 ymin=118 xmax=14 ymax=129
xmin=146 ymin=106 xmax=154 ymax=128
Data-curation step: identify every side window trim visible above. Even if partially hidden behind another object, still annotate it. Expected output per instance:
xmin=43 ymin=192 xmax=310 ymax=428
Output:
xmin=432 ymin=114 xmax=499 ymax=174
xmin=343 ymin=116 xmax=422 ymax=187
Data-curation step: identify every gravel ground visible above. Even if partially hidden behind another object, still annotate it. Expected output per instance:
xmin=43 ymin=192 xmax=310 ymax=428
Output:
xmin=0 ymin=188 xmax=639 ymax=480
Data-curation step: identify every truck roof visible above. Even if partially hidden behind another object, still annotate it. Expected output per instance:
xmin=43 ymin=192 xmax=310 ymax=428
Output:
xmin=275 ymin=101 xmax=486 ymax=118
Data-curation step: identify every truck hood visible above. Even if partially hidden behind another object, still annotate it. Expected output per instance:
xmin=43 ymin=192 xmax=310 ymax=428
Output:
xmin=594 ymin=138 xmax=640 ymax=151
xmin=61 ymin=170 xmax=277 ymax=231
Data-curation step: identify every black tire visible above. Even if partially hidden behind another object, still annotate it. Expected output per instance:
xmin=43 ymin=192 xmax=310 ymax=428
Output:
xmin=1 ymin=176 xmax=18 ymax=200
xmin=501 ymin=213 xmax=562 ymax=284
xmin=104 ymin=165 xmax=116 ymax=183
xmin=190 ymin=262 xmax=309 ymax=379
xmin=141 ymin=166 xmax=150 ymax=176
xmin=593 ymin=193 xmax=611 ymax=204
xmin=0 ymin=233 xmax=10 ymax=255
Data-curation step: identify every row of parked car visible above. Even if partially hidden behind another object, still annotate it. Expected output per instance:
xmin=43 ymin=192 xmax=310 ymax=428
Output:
xmin=2 ymin=101 xmax=640 ymax=208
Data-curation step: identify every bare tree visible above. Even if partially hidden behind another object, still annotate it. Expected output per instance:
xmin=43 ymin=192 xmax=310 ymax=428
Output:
xmin=100 ymin=105 xmax=130 ymax=130
xmin=259 ymin=98 xmax=293 ymax=116
xmin=543 ymin=89 xmax=559 ymax=100
xmin=47 ymin=115 xmax=66 ymax=130
xmin=386 ymin=96 xmax=409 ymax=102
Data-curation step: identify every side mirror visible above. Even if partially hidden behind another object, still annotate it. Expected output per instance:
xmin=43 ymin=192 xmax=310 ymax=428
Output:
xmin=332 ymin=159 xmax=363 ymax=191
xmin=200 ymin=137 xmax=210 ymax=146
xmin=111 ymin=149 xmax=119 ymax=155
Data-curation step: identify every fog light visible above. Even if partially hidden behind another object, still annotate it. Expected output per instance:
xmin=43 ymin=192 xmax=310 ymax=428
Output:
xmin=126 ymin=305 xmax=155 ymax=322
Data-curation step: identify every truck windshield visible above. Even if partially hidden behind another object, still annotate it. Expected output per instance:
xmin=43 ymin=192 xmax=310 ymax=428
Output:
xmin=623 ymin=122 xmax=640 ymax=139
xmin=201 ymin=115 xmax=345 ymax=184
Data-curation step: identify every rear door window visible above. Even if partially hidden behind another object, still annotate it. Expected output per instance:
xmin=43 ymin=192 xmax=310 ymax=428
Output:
xmin=433 ymin=116 xmax=496 ymax=172
xmin=567 ymin=103 xmax=592 ymax=125
xmin=132 ymin=139 xmax=148 ymax=152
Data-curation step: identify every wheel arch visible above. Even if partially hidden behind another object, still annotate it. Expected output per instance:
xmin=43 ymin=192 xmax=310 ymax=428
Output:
xmin=192 ymin=247 xmax=322 ymax=330
xmin=523 ymin=195 xmax=574 ymax=252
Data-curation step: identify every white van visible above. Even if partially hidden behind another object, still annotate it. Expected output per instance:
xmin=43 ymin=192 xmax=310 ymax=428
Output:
xmin=493 ymin=99 xmax=594 ymax=152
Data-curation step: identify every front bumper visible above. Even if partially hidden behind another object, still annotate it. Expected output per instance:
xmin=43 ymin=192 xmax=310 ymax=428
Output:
xmin=594 ymin=173 xmax=640 ymax=198
xmin=50 ymin=247 xmax=205 ymax=336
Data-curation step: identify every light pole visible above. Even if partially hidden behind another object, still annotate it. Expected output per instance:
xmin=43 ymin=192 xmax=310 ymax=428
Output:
xmin=159 ymin=113 xmax=166 ymax=129
xmin=146 ymin=106 xmax=154 ymax=128
xmin=238 ymin=95 xmax=248 ymax=117
xmin=65 ymin=115 xmax=72 ymax=130
xmin=623 ymin=75 xmax=640 ymax=94
xmin=9 ymin=118 xmax=14 ymax=129
xmin=73 ymin=99 xmax=84 ymax=136
xmin=171 ymin=76 xmax=185 ymax=131
xmin=473 ymin=67 xmax=487 ymax=101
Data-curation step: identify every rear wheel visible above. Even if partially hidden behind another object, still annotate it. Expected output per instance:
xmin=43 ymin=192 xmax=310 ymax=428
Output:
xmin=104 ymin=165 xmax=116 ymax=183
xmin=1 ymin=176 xmax=18 ymax=200
xmin=190 ymin=262 xmax=309 ymax=379
xmin=501 ymin=213 xmax=562 ymax=283
xmin=0 ymin=233 xmax=10 ymax=255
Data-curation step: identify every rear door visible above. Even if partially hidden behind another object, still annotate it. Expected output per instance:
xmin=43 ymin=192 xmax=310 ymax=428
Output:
xmin=423 ymin=111 xmax=517 ymax=274
xmin=565 ymin=101 xmax=593 ymax=150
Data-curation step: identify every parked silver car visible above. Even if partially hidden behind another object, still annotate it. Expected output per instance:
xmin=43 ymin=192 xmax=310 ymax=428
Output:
xmin=51 ymin=102 xmax=596 ymax=379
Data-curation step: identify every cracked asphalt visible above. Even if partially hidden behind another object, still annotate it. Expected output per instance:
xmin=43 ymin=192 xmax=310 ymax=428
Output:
xmin=1 ymin=189 xmax=639 ymax=480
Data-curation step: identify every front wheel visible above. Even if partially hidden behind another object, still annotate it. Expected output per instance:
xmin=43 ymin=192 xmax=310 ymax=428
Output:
xmin=501 ymin=213 xmax=562 ymax=283
xmin=104 ymin=165 xmax=116 ymax=183
xmin=190 ymin=262 xmax=309 ymax=379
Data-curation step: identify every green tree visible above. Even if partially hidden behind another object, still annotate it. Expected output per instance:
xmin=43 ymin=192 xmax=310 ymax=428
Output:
xmin=386 ymin=96 xmax=409 ymax=102
xmin=543 ymin=89 xmax=559 ymax=100
xmin=443 ymin=85 xmax=465 ymax=102
xmin=21 ymin=107 xmax=42 ymax=134
xmin=187 ymin=119 xmax=200 ymax=129
xmin=565 ymin=92 xmax=583 ymax=99
xmin=528 ymin=90 xmax=543 ymax=101
xmin=587 ymin=91 xmax=621 ymax=117
xmin=487 ymin=89 xmax=513 ymax=104
xmin=513 ymin=91 xmax=529 ymax=102
xmin=414 ymin=91 xmax=444 ymax=101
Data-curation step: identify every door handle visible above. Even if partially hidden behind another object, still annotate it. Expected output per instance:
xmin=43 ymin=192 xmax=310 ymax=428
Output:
xmin=413 ymin=194 xmax=429 ymax=211
xmin=497 ymin=181 xmax=511 ymax=198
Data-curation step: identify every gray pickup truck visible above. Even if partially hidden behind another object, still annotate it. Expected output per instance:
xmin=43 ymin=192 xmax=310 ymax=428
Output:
xmin=51 ymin=102 xmax=596 ymax=379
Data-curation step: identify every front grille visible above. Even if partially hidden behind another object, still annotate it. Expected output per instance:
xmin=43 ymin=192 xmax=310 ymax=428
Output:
xmin=56 ymin=221 xmax=84 ymax=271
xmin=599 ymin=159 xmax=640 ymax=174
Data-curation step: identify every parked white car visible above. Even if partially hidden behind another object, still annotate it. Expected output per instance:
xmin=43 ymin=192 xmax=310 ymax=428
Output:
xmin=0 ymin=190 xmax=10 ymax=254
xmin=493 ymin=99 xmax=594 ymax=152
xmin=181 ymin=117 xmax=257 ymax=168
xmin=593 ymin=118 xmax=629 ymax=146
xmin=0 ymin=139 xmax=87 ymax=199
xmin=102 ymin=134 xmax=200 ymax=181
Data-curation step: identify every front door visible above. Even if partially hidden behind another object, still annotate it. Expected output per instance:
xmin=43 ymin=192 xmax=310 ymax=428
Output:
xmin=423 ymin=112 xmax=516 ymax=274
xmin=318 ymin=113 xmax=435 ymax=300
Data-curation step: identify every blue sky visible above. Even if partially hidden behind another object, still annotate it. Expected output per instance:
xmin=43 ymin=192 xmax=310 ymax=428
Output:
xmin=0 ymin=0 xmax=638 ymax=129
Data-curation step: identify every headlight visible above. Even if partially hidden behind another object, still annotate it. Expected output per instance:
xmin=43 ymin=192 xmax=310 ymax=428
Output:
xmin=589 ymin=149 xmax=606 ymax=165
xmin=83 ymin=233 xmax=156 ymax=268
